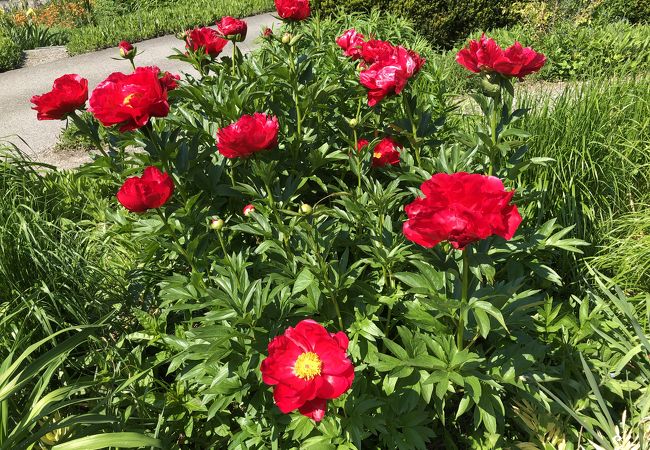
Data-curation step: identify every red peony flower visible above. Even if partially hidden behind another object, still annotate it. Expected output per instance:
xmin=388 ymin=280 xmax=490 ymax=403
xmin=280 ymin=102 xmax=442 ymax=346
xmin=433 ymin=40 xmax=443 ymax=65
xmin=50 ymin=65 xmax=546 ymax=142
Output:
xmin=260 ymin=319 xmax=354 ymax=422
xmin=118 ymin=40 xmax=135 ymax=59
xmin=217 ymin=113 xmax=279 ymax=159
xmin=455 ymin=34 xmax=504 ymax=74
xmin=356 ymin=139 xmax=369 ymax=152
xmin=89 ymin=66 xmax=170 ymax=132
xmin=216 ymin=16 xmax=247 ymax=42
xmin=274 ymin=0 xmax=310 ymax=21
xmin=403 ymin=172 xmax=522 ymax=249
xmin=160 ymin=71 xmax=180 ymax=91
xmin=456 ymin=34 xmax=545 ymax=79
xmin=186 ymin=27 xmax=228 ymax=57
xmin=336 ymin=28 xmax=365 ymax=60
xmin=30 ymin=74 xmax=88 ymax=120
xmin=493 ymin=42 xmax=546 ymax=78
xmin=372 ymin=137 xmax=401 ymax=167
xmin=116 ymin=166 xmax=174 ymax=213
xmin=360 ymin=39 xmax=395 ymax=64
xmin=359 ymin=46 xmax=422 ymax=106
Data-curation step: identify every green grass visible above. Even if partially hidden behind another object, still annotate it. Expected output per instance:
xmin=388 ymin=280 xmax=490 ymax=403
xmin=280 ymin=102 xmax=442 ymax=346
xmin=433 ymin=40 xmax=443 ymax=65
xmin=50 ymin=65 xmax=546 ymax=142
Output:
xmin=513 ymin=76 xmax=650 ymax=287
xmin=0 ymin=145 xmax=136 ymax=349
xmin=66 ymin=0 xmax=274 ymax=55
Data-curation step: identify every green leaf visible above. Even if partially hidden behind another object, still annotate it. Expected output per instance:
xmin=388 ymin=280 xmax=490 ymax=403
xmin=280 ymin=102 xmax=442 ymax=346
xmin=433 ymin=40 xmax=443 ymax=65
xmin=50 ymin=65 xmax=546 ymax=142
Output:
xmin=53 ymin=432 xmax=163 ymax=450
xmin=293 ymin=268 xmax=315 ymax=296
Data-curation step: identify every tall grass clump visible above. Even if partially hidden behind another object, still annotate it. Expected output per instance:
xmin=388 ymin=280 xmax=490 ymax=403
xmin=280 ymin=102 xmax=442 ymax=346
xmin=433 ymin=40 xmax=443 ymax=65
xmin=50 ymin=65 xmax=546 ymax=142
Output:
xmin=515 ymin=77 xmax=650 ymax=284
xmin=0 ymin=145 xmax=138 ymax=350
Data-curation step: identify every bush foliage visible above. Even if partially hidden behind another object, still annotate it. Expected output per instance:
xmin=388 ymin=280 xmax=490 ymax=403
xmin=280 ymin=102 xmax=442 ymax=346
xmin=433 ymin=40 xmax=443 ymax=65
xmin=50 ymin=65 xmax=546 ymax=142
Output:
xmin=14 ymin=11 xmax=650 ymax=449
xmin=0 ymin=35 xmax=21 ymax=71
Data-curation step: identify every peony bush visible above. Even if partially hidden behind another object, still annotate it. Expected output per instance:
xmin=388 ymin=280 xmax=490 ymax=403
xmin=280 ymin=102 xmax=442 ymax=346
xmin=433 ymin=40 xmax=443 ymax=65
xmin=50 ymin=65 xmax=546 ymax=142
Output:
xmin=29 ymin=4 xmax=598 ymax=449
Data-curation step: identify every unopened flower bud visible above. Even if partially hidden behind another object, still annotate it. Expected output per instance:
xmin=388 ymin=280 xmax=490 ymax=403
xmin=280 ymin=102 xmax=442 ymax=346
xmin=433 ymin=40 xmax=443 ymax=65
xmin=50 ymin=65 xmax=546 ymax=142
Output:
xmin=262 ymin=27 xmax=273 ymax=39
xmin=210 ymin=217 xmax=224 ymax=231
xmin=243 ymin=204 xmax=255 ymax=216
xmin=118 ymin=41 xmax=136 ymax=60
xmin=348 ymin=118 xmax=358 ymax=128
xmin=282 ymin=33 xmax=292 ymax=45
xmin=300 ymin=203 xmax=313 ymax=215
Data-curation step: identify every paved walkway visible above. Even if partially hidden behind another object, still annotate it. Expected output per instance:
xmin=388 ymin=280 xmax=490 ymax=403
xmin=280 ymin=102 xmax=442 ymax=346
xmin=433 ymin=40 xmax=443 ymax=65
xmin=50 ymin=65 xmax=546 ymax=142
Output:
xmin=0 ymin=13 xmax=279 ymax=166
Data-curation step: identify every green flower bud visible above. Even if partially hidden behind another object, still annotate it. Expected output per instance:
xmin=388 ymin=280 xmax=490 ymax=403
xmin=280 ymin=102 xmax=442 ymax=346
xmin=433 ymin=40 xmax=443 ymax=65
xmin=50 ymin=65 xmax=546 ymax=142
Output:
xmin=282 ymin=33 xmax=292 ymax=45
xmin=300 ymin=203 xmax=313 ymax=215
xmin=210 ymin=217 xmax=224 ymax=231
xmin=348 ymin=118 xmax=358 ymax=128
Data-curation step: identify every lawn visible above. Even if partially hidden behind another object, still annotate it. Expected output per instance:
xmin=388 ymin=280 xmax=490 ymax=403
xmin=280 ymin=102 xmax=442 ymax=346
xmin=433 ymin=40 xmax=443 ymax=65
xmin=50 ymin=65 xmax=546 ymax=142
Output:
xmin=1 ymin=0 xmax=649 ymax=448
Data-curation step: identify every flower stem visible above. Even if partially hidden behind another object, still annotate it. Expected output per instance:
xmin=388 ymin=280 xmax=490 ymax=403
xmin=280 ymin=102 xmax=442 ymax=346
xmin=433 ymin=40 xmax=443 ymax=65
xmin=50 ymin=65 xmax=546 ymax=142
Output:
xmin=488 ymin=99 xmax=498 ymax=176
xmin=231 ymin=42 xmax=237 ymax=76
xmin=403 ymin=95 xmax=420 ymax=166
xmin=156 ymin=208 xmax=197 ymax=272
xmin=457 ymin=248 xmax=470 ymax=351
xmin=331 ymin=295 xmax=344 ymax=331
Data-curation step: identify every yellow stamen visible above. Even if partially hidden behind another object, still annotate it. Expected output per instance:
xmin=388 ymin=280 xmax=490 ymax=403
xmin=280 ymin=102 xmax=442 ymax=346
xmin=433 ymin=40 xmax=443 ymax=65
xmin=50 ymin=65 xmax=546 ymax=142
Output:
xmin=294 ymin=352 xmax=322 ymax=380
xmin=373 ymin=151 xmax=382 ymax=159
xmin=123 ymin=93 xmax=136 ymax=107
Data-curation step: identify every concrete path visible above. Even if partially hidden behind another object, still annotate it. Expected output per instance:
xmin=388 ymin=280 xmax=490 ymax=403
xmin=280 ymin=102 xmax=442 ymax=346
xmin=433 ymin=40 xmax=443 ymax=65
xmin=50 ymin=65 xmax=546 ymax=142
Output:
xmin=0 ymin=13 xmax=279 ymax=166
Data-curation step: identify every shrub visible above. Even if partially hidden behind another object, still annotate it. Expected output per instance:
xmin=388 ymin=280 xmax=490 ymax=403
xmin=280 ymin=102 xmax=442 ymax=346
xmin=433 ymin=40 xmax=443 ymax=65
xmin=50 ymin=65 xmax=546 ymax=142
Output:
xmin=0 ymin=35 xmax=22 ymax=71
xmin=22 ymin=10 xmax=650 ymax=449
xmin=318 ymin=0 xmax=516 ymax=49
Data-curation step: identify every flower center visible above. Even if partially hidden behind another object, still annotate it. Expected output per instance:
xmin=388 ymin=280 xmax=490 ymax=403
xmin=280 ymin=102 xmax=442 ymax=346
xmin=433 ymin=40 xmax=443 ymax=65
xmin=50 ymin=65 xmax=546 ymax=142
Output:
xmin=294 ymin=352 xmax=322 ymax=380
xmin=373 ymin=151 xmax=382 ymax=159
xmin=123 ymin=93 xmax=137 ymax=107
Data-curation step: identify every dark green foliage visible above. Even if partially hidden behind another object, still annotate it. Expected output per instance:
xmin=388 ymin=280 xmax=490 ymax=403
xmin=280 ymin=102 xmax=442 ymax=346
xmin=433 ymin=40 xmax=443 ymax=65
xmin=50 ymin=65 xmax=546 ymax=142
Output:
xmin=318 ymin=0 xmax=515 ymax=49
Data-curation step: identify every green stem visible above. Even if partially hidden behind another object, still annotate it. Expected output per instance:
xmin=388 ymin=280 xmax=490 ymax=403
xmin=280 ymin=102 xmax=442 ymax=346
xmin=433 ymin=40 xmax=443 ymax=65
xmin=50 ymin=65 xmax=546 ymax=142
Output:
xmin=129 ymin=58 xmax=136 ymax=71
xmin=217 ymin=230 xmax=229 ymax=262
xmin=231 ymin=42 xmax=237 ymax=76
xmin=403 ymin=95 xmax=421 ymax=166
xmin=156 ymin=209 xmax=197 ymax=272
xmin=331 ymin=296 xmax=344 ymax=331
xmin=457 ymin=248 xmax=470 ymax=351
xmin=263 ymin=178 xmax=274 ymax=208
xmin=488 ymin=99 xmax=498 ymax=176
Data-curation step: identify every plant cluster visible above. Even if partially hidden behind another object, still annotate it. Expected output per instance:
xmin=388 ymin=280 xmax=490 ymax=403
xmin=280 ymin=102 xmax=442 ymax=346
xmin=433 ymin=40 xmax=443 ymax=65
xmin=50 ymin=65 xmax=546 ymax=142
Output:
xmin=6 ymin=2 xmax=650 ymax=449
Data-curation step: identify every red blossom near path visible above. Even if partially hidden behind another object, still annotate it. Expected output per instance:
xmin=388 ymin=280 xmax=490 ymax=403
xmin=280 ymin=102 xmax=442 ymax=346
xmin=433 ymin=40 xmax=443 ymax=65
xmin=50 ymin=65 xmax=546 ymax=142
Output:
xmin=160 ymin=71 xmax=180 ymax=91
xmin=30 ymin=74 xmax=88 ymax=120
xmin=185 ymin=27 xmax=228 ymax=57
xmin=336 ymin=28 xmax=365 ymax=60
xmin=455 ymin=34 xmax=504 ymax=74
xmin=403 ymin=172 xmax=522 ymax=250
xmin=456 ymin=34 xmax=546 ymax=79
xmin=372 ymin=137 xmax=401 ymax=167
xmin=274 ymin=0 xmax=310 ymax=21
xmin=118 ymin=40 xmax=135 ymax=59
xmin=493 ymin=42 xmax=546 ymax=78
xmin=216 ymin=113 xmax=279 ymax=159
xmin=216 ymin=16 xmax=247 ymax=42
xmin=359 ymin=46 xmax=424 ymax=106
xmin=116 ymin=166 xmax=174 ymax=213
xmin=260 ymin=319 xmax=354 ymax=421
xmin=88 ymin=66 xmax=170 ymax=132
xmin=243 ymin=204 xmax=255 ymax=216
